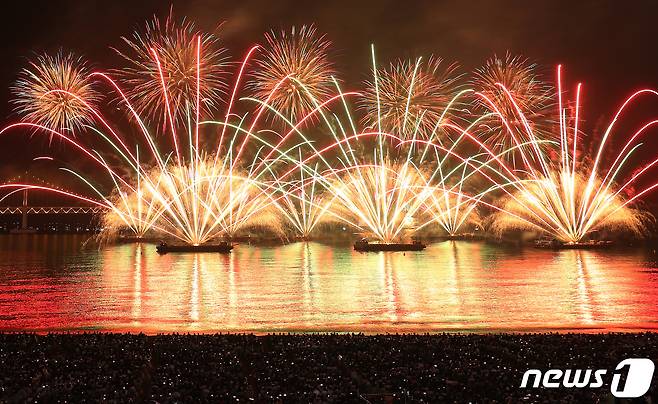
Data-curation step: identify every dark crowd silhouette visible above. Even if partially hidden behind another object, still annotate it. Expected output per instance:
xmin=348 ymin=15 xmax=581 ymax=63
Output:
xmin=0 ymin=332 xmax=656 ymax=403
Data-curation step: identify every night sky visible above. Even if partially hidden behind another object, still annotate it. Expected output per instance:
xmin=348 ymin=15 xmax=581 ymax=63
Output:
xmin=1 ymin=0 xmax=658 ymax=204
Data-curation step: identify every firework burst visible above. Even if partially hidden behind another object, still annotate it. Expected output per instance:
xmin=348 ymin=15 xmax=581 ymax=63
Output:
xmin=115 ymin=14 xmax=229 ymax=130
xmin=100 ymin=173 xmax=161 ymax=239
xmin=362 ymin=56 xmax=462 ymax=140
xmin=3 ymin=25 xmax=658 ymax=249
xmin=298 ymin=48 xmax=487 ymax=243
xmin=249 ymin=25 xmax=336 ymax=124
xmin=472 ymin=53 xmax=554 ymax=158
xmin=12 ymin=52 xmax=100 ymax=135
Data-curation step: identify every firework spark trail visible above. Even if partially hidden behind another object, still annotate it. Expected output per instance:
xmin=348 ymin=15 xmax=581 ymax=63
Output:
xmin=338 ymin=48 xmax=494 ymax=240
xmin=413 ymin=105 xmax=540 ymax=235
xmin=325 ymin=161 xmax=427 ymax=242
xmin=6 ymin=39 xmax=414 ymax=244
xmin=109 ymin=35 xmax=345 ymax=242
xmin=201 ymin=85 xmax=357 ymax=238
xmin=283 ymin=104 xmax=580 ymax=241
xmin=267 ymin=155 xmax=332 ymax=238
xmin=268 ymin=47 xmax=436 ymax=241
xmin=0 ymin=184 xmax=108 ymax=207
xmin=0 ymin=121 xmax=187 ymax=241
xmin=0 ymin=59 xmax=588 ymax=246
xmin=204 ymin=71 xmax=366 ymax=238
xmin=91 ymin=72 xmax=165 ymax=168
xmin=230 ymin=71 xmax=431 ymax=241
xmin=0 ymin=122 xmax=134 ymax=189
xmin=417 ymin=149 xmax=482 ymax=235
xmin=53 ymin=41 xmax=484 ymax=241
xmin=131 ymin=38 xmax=305 ymax=244
xmin=262 ymin=49 xmax=508 ymax=241
xmin=216 ymin=45 xmax=260 ymax=158
xmin=101 ymin=163 xmax=164 ymax=238
xmin=489 ymin=66 xmax=658 ymax=243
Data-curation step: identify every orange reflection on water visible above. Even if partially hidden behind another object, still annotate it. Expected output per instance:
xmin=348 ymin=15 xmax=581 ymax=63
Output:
xmin=0 ymin=235 xmax=657 ymax=333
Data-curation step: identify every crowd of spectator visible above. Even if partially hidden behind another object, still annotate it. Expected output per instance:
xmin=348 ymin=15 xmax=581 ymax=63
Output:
xmin=0 ymin=332 xmax=656 ymax=403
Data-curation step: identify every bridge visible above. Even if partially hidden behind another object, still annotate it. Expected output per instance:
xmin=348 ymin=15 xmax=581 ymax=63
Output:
xmin=0 ymin=206 xmax=104 ymax=214
xmin=0 ymin=190 xmax=104 ymax=232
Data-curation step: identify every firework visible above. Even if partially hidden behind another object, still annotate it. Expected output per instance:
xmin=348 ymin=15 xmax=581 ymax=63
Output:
xmin=248 ymin=25 xmax=336 ymax=124
xmin=12 ymin=52 xmax=100 ymax=134
xmin=293 ymin=48 xmax=485 ymax=243
xmin=142 ymin=156 xmax=282 ymax=244
xmin=3 ymin=24 xmax=658 ymax=249
xmin=314 ymin=130 xmax=485 ymax=243
xmin=115 ymin=14 xmax=229 ymax=130
xmin=1 ymin=30 xmax=294 ymax=245
xmin=488 ymin=66 xmax=656 ymax=243
xmin=490 ymin=171 xmax=647 ymax=242
xmin=361 ymin=56 xmax=462 ymax=140
xmin=100 ymin=180 xmax=160 ymax=239
xmin=270 ymin=160 xmax=332 ymax=238
xmin=472 ymin=53 xmax=554 ymax=158
xmin=419 ymin=186 xmax=481 ymax=236
xmin=327 ymin=159 xmax=429 ymax=242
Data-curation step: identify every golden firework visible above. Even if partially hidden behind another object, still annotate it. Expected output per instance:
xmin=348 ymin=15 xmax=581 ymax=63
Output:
xmin=327 ymin=159 xmax=428 ymax=243
xmin=362 ymin=56 xmax=462 ymax=139
xmin=115 ymin=15 xmax=229 ymax=130
xmin=490 ymin=170 xmax=647 ymax=243
xmin=249 ymin=25 xmax=336 ymax=124
xmin=472 ymin=53 xmax=554 ymax=158
xmin=12 ymin=52 xmax=100 ymax=134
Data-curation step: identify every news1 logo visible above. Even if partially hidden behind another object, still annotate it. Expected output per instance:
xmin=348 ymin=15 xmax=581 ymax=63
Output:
xmin=520 ymin=358 xmax=655 ymax=398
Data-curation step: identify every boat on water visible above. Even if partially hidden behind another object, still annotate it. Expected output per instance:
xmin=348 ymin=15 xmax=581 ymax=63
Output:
xmin=156 ymin=242 xmax=234 ymax=254
xmin=534 ymin=239 xmax=613 ymax=250
xmin=353 ymin=239 xmax=426 ymax=252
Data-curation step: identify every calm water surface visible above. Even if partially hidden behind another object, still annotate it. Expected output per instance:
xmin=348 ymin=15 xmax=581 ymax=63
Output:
xmin=0 ymin=235 xmax=657 ymax=333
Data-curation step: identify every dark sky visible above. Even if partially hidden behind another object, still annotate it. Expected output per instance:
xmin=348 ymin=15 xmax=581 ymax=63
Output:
xmin=1 ymin=0 xmax=658 ymax=202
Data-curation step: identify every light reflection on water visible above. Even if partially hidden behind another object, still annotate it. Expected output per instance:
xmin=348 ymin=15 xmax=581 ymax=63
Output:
xmin=0 ymin=235 xmax=657 ymax=332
